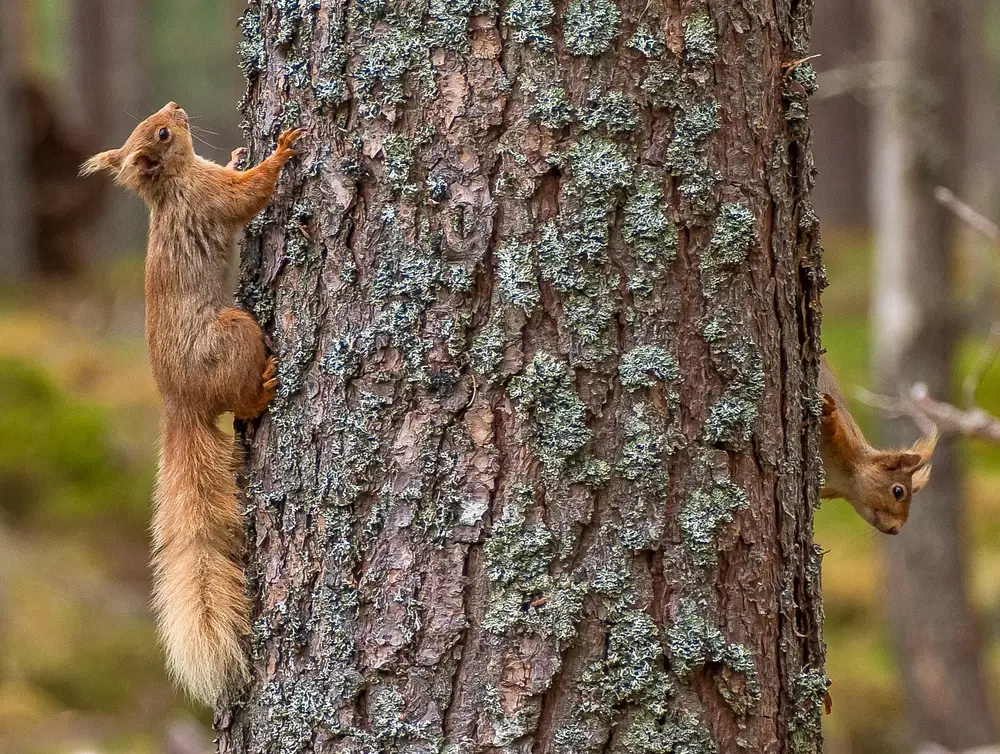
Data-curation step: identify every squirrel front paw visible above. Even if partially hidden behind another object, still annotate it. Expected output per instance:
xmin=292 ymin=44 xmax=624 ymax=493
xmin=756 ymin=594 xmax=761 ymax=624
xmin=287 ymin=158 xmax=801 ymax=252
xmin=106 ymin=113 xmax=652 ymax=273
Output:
xmin=820 ymin=393 xmax=837 ymax=417
xmin=226 ymin=147 xmax=248 ymax=170
xmin=275 ymin=128 xmax=304 ymax=162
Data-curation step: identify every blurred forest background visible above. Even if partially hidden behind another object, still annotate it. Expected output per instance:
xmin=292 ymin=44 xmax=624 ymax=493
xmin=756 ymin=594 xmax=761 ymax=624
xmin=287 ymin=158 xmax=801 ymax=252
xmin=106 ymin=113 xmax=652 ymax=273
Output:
xmin=1 ymin=0 xmax=999 ymax=752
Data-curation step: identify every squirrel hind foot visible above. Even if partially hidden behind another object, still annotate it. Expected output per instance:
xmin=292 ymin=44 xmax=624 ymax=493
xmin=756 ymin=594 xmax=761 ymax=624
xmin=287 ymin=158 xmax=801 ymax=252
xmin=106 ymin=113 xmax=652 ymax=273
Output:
xmin=233 ymin=356 xmax=279 ymax=421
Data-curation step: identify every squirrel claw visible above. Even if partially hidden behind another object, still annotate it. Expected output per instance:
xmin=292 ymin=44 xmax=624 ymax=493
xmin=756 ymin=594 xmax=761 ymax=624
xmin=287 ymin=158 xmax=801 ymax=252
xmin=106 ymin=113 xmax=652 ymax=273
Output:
xmin=261 ymin=357 xmax=279 ymax=401
xmin=235 ymin=356 xmax=279 ymax=421
xmin=820 ymin=393 xmax=837 ymax=417
xmin=276 ymin=128 xmax=304 ymax=158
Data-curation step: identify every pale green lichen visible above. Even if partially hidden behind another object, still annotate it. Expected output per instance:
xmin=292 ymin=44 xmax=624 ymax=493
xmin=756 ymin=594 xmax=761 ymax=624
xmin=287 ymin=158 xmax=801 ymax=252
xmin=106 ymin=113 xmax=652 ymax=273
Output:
xmin=790 ymin=667 xmax=829 ymax=754
xmin=617 ymin=405 xmax=671 ymax=548
xmin=619 ymin=346 xmax=679 ymax=390
xmin=679 ymin=481 xmax=749 ymax=566
xmin=237 ymin=6 xmax=266 ymax=77
xmin=703 ymin=393 xmax=758 ymax=447
xmin=566 ymin=134 xmax=633 ymax=195
xmin=381 ymin=134 xmax=416 ymax=194
xmin=282 ymin=202 xmax=315 ymax=266
xmin=366 ymin=209 xmax=447 ymax=385
xmin=683 ymin=14 xmax=716 ymax=65
xmin=667 ymin=599 xmax=761 ymax=714
xmin=320 ymin=337 xmax=361 ymax=380
xmin=622 ymin=177 xmax=676 ymax=264
xmin=701 ymin=202 xmax=756 ymax=288
xmin=508 ymin=352 xmax=592 ymax=482
xmin=701 ymin=320 xmax=765 ymax=448
xmin=538 ymin=135 xmax=631 ymax=365
xmin=482 ymin=484 xmax=586 ymax=639
xmin=627 ymin=27 xmax=665 ymax=58
xmin=526 ymin=84 xmax=574 ymax=129
xmin=504 ymin=0 xmax=555 ymax=50
xmin=580 ymin=91 xmax=638 ymax=133
xmin=563 ymin=0 xmax=621 ymax=56
xmin=581 ymin=610 xmax=665 ymax=704
xmin=784 ymin=62 xmax=819 ymax=122
xmin=354 ymin=23 xmax=435 ymax=118
xmin=665 ymin=102 xmax=721 ymax=212
xmin=495 ymin=240 xmax=541 ymax=312
xmin=427 ymin=0 xmax=495 ymax=49
xmin=470 ymin=319 xmax=507 ymax=378
xmin=622 ymin=711 xmax=716 ymax=754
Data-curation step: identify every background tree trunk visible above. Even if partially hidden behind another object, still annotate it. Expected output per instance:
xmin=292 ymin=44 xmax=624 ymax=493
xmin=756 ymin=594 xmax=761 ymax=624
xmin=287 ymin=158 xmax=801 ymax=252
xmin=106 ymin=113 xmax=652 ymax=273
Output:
xmin=219 ymin=1 xmax=827 ymax=751
xmin=66 ymin=0 xmax=148 ymax=257
xmin=810 ymin=0 xmax=871 ymax=232
xmin=870 ymin=0 xmax=999 ymax=749
xmin=0 ymin=0 xmax=33 ymax=280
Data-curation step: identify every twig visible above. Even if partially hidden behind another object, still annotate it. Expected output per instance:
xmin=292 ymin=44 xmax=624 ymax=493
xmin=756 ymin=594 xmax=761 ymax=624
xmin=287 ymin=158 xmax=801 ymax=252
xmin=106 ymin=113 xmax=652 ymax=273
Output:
xmin=814 ymin=60 xmax=902 ymax=101
xmin=855 ymin=386 xmax=939 ymax=437
xmin=857 ymin=384 xmax=1000 ymax=443
xmin=782 ymin=54 xmax=822 ymax=75
xmin=934 ymin=186 xmax=1000 ymax=245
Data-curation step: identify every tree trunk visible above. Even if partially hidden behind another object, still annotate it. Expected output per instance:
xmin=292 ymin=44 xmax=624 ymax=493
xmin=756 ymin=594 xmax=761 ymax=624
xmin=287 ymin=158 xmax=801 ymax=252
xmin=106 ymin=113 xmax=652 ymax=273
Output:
xmin=0 ymin=0 xmax=32 ymax=280
xmin=810 ymin=0 xmax=871 ymax=231
xmin=871 ymin=0 xmax=999 ymax=749
xmin=219 ymin=1 xmax=828 ymax=751
xmin=66 ymin=0 xmax=148 ymax=258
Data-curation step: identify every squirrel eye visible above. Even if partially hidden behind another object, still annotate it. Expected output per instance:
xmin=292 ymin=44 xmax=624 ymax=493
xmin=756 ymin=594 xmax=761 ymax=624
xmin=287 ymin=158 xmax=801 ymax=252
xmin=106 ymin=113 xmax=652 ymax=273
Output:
xmin=891 ymin=484 xmax=906 ymax=501
xmin=158 ymin=127 xmax=170 ymax=141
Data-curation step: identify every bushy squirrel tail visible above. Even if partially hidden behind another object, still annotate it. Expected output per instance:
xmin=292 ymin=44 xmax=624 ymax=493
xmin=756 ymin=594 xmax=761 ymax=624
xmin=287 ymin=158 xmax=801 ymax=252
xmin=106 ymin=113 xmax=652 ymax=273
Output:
xmin=151 ymin=410 xmax=249 ymax=706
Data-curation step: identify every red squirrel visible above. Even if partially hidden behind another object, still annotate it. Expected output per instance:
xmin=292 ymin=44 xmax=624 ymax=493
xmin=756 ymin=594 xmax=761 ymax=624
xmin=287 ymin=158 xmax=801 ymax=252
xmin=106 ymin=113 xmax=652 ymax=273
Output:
xmin=819 ymin=358 xmax=935 ymax=534
xmin=81 ymin=102 xmax=302 ymax=704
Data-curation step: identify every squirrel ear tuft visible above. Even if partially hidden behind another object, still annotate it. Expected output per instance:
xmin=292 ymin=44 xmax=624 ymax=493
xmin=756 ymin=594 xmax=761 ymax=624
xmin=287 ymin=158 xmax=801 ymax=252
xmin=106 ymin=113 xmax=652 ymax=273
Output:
xmin=911 ymin=463 xmax=932 ymax=492
xmin=79 ymin=148 xmax=122 ymax=176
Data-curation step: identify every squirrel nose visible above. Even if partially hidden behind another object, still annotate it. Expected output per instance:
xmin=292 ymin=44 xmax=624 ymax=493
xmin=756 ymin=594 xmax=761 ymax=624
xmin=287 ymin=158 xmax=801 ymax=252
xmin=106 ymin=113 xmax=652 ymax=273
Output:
xmin=884 ymin=525 xmax=900 ymax=535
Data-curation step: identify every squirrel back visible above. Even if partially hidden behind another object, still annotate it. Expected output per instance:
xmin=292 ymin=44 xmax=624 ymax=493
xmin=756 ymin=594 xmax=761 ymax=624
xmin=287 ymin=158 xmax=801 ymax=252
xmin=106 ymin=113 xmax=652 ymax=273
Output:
xmin=818 ymin=357 xmax=935 ymax=534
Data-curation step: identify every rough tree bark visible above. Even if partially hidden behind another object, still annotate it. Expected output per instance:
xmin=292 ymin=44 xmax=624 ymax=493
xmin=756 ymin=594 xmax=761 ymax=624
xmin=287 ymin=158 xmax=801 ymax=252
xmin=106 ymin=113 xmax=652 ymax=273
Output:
xmin=219 ymin=0 xmax=828 ymax=751
xmin=871 ymin=0 xmax=999 ymax=749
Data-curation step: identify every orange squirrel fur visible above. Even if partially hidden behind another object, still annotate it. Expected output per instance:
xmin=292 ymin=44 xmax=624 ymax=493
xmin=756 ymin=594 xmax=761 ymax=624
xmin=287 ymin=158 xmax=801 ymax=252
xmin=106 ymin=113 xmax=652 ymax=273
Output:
xmin=819 ymin=358 xmax=935 ymax=534
xmin=81 ymin=102 xmax=302 ymax=704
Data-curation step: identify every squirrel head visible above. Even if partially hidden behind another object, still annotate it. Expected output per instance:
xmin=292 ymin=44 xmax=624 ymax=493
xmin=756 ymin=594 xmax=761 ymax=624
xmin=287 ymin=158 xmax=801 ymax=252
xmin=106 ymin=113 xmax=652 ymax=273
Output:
xmin=820 ymin=393 xmax=936 ymax=534
xmin=79 ymin=102 xmax=194 ymax=199
xmin=850 ymin=434 xmax=936 ymax=534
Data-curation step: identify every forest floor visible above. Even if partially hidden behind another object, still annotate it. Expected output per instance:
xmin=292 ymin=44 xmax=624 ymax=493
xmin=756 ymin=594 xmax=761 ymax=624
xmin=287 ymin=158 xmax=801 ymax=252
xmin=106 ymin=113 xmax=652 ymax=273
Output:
xmin=2 ymin=238 xmax=1000 ymax=753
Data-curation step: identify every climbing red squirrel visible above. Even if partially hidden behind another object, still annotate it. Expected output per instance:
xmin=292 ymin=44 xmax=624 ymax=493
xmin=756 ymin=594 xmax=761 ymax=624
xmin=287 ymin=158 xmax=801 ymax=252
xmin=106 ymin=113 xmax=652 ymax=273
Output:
xmin=819 ymin=358 xmax=936 ymax=534
xmin=81 ymin=102 xmax=302 ymax=704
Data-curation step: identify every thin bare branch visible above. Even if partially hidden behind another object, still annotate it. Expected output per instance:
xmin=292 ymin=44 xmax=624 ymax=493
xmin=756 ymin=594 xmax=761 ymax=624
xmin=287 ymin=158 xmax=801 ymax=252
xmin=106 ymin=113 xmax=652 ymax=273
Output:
xmin=857 ymin=383 xmax=1000 ymax=443
xmin=934 ymin=186 xmax=1000 ymax=245
xmin=814 ymin=59 xmax=903 ymax=101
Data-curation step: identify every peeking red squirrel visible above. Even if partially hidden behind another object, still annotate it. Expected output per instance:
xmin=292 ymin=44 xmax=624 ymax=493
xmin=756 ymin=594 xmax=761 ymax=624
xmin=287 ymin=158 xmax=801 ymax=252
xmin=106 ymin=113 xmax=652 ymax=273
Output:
xmin=819 ymin=358 xmax=936 ymax=534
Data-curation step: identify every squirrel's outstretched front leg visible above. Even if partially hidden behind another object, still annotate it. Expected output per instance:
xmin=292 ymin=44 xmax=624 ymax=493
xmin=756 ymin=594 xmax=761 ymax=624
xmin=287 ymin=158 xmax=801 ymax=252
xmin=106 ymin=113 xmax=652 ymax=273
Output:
xmin=208 ymin=128 xmax=303 ymax=227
